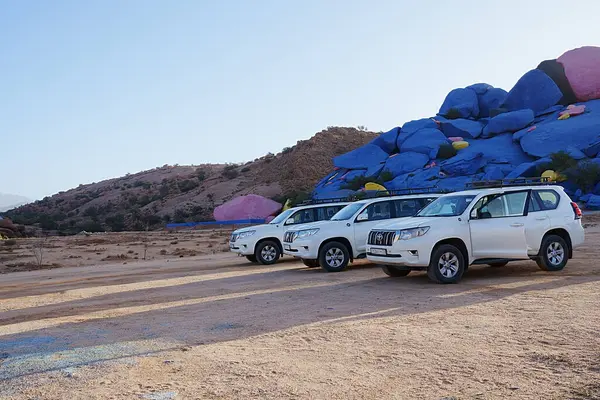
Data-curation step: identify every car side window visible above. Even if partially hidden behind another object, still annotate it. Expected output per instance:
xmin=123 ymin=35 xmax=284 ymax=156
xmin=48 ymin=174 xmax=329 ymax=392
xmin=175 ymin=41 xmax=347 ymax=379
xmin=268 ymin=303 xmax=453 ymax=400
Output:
xmin=528 ymin=195 xmax=542 ymax=212
xmin=359 ymin=201 xmax=392 ymax=221
xmin=317 ymin=206 xmax=343 ymax=221
xmin=475 ymin=192 xmax=528 ymax=219
xmin=394 ymin=199 xmax=419 ymax=217
xmin=536 ymin=190 xmax=560 ymax=210
xmin=289 ymin=209 xmax=315 ymax=224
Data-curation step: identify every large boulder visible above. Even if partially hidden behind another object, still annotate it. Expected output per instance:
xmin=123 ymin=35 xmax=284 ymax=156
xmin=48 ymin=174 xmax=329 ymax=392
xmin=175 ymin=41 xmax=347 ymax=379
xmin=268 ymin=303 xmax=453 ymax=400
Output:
xmin=400 ymin=128 xmax=448 ymax=158
xmin=520 ymin=100 xmax=600 ymax=158
xmin=438 ymin=88 xmax=479 ymax=119
xmin=440 ymin=118 xmax=484 ymax=139
xmin=370 ymin=127 xmax=400 ymax=154
xmin=381 ymin=152 xmax=430 ymax=178
xmin=441 ymin=152 xmax=485 ymax=176
xmin=558 ymin=46 xmax=600 ymax=102
xmin=333 ymin=143 xmax=389 ymax=169
xmin=213 ymin=195 xmax=282 ymax=221
xmin=502 ymin=69 xmax=563 ymax=114
xmin=482 ymin=109 xmax=535 ymax=138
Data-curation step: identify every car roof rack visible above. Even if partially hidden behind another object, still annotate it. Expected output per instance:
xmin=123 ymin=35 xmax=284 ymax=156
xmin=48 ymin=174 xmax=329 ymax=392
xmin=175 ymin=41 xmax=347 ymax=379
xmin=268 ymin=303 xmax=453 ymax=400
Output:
xmin=298 ymin=186 xmax=448 ymax=206
xmin=466 ymin=177 xmax=552 ymax=189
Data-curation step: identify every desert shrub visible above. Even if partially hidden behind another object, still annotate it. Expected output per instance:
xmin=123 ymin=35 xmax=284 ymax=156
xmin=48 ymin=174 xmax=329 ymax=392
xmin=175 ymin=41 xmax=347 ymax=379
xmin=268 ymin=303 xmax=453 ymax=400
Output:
xmin=437 ymin=143 xmax=457 ymax=160
xmin=379 ymin=170 xmax=394 ymax=182
xmin=445 ymin=108 xmax=462 ymax=120
xmin=281 ymin=147 xmax=293 ymax=154
xmin=566 ymin=161 xmax=600 ymax=192
xmin=195 ymin=168 xmax=207 ymax=181
xmin=178 ymin=179 xmax=199 ymax=193
xmin=222 ymin=165 xmax=239 ymax=179
xmin=537 ymin=151 xmax=577 ymax=173
xmin=241 ymin=166 xmax=251 ymax=173
xmin=3 ymin=239 xmax=17 ymax=246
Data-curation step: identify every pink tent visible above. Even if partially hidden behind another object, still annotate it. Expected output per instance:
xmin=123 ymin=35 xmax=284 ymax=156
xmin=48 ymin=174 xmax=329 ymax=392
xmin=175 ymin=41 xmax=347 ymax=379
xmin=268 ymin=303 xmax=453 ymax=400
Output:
xmin=213 ymin=194 xmax=282 ymax=221
xmin=558 ymin=46 xmax=600 ymax=102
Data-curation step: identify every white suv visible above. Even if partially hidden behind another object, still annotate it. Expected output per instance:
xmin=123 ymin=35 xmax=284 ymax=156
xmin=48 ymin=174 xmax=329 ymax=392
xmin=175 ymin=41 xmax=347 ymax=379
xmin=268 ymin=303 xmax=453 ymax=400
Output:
xmin=282 ymin=193 xmax=440 ymax=272
xmin=229 ymin=201 xmax=350 ymax=265
xmin=366 ymin=182 xmax=585 ymax=284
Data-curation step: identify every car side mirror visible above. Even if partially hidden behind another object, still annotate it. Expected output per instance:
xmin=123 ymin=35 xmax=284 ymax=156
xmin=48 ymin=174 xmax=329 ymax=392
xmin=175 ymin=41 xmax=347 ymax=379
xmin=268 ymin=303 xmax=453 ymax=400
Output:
xmin=285 ymin=218 xmax=295 ymax=225
xmin=356 ymin=213 xmax=368 ymax=222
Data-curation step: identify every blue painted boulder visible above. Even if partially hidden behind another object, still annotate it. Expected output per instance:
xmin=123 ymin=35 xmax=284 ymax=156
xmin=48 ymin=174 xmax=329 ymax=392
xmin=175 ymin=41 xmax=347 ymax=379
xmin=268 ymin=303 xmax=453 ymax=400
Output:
xmin=438 ymin=88 xmax=479 ymax=119
xmin=502 ymin=69 xmax=563 ymax=114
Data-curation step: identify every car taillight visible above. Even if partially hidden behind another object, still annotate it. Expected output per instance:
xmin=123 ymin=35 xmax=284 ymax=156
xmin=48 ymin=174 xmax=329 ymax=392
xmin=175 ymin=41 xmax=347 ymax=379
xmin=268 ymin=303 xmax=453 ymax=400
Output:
xmin=571 ymin=202 xmax=582 ymax=219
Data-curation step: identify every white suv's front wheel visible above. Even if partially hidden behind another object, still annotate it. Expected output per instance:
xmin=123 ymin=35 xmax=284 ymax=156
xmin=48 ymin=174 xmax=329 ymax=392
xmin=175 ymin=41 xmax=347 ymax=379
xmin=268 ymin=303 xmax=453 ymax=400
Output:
xmin=255 ymin=240 xmax=281 ymax=265
xmin=536 ymin=235 xmax=569 ymax=271
xmin=427 ymin=244 xmax=466 ymax=284
xmin=319 ymin=242 xmax=350 ymax=272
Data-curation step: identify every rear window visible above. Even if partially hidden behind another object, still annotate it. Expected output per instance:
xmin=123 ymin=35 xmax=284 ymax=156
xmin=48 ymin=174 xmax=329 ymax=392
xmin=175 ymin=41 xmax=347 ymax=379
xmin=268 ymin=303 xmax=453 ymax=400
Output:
xmin=535 ymin=190 xmax=560 ymax=210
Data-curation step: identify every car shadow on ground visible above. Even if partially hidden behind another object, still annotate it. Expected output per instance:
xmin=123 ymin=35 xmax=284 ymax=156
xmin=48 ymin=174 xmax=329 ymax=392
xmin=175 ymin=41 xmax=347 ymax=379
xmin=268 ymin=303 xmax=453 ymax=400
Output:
xmin=1 ymin=259 xmax=599 ymax=381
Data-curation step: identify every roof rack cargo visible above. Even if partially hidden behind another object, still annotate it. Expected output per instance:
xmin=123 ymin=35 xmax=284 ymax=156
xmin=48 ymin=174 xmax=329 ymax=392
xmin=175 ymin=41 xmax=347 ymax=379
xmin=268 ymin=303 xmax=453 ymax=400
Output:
xmin=466 ymin=177 xmax=552 ymax=189
xmin=298 ymin=186 xmax=448 ymax=206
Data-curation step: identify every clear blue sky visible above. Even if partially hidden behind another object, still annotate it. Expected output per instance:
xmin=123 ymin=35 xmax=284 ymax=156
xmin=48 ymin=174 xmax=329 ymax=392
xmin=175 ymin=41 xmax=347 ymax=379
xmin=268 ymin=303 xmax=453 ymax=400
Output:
xmin=1 ymin=0 xmax=599 ymax=200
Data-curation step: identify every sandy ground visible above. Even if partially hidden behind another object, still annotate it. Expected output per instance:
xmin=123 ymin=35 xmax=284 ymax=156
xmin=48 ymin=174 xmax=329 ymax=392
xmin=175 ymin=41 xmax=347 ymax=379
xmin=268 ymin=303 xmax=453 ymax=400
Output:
xmin=1 ymin=220 xmax=600 ymax=400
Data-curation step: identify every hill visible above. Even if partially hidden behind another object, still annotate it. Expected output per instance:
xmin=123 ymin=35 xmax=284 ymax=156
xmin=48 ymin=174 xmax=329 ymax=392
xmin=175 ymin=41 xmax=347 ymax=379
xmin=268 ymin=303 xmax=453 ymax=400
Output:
xmin=3 ymin=127 xmax=377 ymax=233
xmin=0 ymin=193 xmax=31 ymax=212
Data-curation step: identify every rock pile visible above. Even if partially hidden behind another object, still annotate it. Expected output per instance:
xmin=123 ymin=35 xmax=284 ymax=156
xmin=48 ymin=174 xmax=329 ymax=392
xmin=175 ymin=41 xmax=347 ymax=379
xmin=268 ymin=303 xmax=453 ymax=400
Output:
xmin=313 ymin=46 xmax=600 ymax=208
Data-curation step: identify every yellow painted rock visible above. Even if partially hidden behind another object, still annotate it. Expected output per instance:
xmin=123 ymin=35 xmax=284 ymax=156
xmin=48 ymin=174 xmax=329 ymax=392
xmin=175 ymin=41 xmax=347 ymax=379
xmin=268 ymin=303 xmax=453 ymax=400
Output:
xmin=282 ymin=199 xmax=292 ymax=211
xmin=365 ymin=182 xmax=387 ymax=193
xmin=541 ymin=170 xmax=558 ymax=181
xmin=452 ymin=140 xmax=469 ymax=150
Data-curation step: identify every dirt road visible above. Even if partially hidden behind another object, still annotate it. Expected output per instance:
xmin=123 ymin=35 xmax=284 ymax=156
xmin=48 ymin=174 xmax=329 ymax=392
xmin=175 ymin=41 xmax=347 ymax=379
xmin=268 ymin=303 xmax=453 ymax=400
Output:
xmin=1 ymin=226 xmax=600 ymax=399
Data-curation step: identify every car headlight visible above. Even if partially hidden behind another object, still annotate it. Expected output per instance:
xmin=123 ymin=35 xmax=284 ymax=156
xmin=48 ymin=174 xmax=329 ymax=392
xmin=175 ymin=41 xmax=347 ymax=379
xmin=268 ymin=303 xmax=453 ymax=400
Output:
xmin=396 ymin=226 xmax=429 ymax=241
xmin=237 ymin=230 xmax=256 ymax=239
xmin=293 ymin=228 xmax=320 ymax=241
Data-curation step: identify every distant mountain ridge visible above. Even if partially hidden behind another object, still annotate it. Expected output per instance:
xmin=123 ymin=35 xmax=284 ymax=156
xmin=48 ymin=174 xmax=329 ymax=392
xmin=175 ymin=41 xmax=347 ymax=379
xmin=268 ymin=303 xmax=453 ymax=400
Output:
xmin=0 ymin=193 xmax=31 ymax=212
xmin=4 ymin=127 xmax=378 ymax=232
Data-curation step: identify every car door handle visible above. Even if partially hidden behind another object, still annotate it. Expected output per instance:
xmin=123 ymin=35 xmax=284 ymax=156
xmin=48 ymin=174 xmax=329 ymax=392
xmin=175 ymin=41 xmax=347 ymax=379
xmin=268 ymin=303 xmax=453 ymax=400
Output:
xmin=510 ymin=223 xmax=524 ymax=227
xmin=535 ymin=216 xmax=548 ymax=221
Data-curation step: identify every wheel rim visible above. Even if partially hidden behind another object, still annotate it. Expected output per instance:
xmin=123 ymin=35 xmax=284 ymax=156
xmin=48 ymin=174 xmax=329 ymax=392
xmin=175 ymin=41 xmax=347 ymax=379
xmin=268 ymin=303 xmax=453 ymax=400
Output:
xmin=438 ymin=252 xmax=459 ymax=278
xmin=325 ymin=248 xmax=345 ymax=268
xmin=261 ymin=245 xmax=277 ymax=262
xmin=547 ymin=242 xmax=565 ymax=266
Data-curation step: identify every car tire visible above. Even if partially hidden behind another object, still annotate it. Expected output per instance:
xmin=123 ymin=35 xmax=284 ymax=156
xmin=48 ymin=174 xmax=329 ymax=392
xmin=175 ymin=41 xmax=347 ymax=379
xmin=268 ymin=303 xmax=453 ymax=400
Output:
xmin=319 ymin=241 xmax=350 ymax=272
xmin=488 ymin=261 xmax=508 ymax=268
xmin=381 ymin=265 xmax=411 ymax=277
xmin=427 ymin=244 xmax=466 ymax=284
xmin=536 ymin=235 xmax=569 ymax=271
xmin=302 ymin=259 xmax=320 ymax=268
xmin=255 ymin=240 xmax=280 ymax=265
xmin=246 ymin=255 xmax=259 ymax=264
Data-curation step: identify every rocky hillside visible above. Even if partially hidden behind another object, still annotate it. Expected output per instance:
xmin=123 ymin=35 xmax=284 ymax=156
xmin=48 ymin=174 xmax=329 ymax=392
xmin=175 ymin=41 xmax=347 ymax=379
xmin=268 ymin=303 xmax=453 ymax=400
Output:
xmin=3 ymin=127 xmax=377 ymax=233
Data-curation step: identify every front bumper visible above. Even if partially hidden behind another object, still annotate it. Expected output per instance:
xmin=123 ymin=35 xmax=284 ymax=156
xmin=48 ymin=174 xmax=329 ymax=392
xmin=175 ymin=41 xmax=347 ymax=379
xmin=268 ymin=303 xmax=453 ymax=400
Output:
xmin=366 ymin=239 xmax=432 ymax=267
xmin=282 ymin=238 xmax=319 ymax=260
xmin=229 ymin=239 xmax=255 ymax=256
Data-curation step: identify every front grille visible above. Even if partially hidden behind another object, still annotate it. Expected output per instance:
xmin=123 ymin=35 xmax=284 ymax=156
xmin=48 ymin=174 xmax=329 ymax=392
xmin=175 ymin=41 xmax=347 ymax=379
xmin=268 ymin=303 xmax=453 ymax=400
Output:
xmin=230 ymin=233 xmax=238 ymax=243
xmin=368 ymin=230 xmax=396 ymax=246
xmin=283 ymin=231 xmax=294 ymax=243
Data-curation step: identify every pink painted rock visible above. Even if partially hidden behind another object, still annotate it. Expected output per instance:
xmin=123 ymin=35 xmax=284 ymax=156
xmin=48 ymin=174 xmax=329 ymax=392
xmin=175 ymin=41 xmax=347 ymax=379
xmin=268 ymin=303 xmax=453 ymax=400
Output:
xmin=559 ymin=104 xmax=586 ymax=117
xmin=213 ymin=194 xmax=282 ymax=221
xmin=558 ymin=46 xmax=600 ymax=102
xmin=448 ymin=136 xmax=464 ymax=142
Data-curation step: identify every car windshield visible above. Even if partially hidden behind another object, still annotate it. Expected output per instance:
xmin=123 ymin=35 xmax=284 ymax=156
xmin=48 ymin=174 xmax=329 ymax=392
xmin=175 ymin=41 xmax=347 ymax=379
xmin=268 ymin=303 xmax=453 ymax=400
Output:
xmin=269 ymin=209 xmax=295 ymax=224
xmin=330 ymin=203 xmax=365 ymax=221
xmin=416 ymin=195 xmax=476 ymax=217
